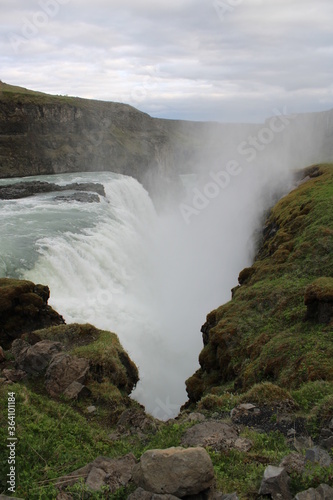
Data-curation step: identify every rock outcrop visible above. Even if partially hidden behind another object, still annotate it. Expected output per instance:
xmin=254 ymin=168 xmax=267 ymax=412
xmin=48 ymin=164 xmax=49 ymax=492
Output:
xmin=0 ymin=180 xmax=105 ymax=200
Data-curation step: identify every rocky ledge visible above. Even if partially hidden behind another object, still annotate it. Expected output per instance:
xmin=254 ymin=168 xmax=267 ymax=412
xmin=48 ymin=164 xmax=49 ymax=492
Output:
xmin=0 ymin=180 xmax=105 ymax=201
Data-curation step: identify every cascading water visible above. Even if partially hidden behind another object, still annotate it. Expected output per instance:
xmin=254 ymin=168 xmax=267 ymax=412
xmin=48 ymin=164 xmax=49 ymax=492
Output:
xmin=0 ymin=164 xmax=295 ymax=418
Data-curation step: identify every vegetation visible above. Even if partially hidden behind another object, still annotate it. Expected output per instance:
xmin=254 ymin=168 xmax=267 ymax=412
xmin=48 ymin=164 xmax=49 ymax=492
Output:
xmin=0 ymin=164 xmax=332 ymax=498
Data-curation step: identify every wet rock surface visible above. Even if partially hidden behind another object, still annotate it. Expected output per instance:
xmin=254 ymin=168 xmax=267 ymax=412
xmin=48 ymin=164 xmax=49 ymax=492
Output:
xmin=0 ymin=181 xmax=105 ymax=200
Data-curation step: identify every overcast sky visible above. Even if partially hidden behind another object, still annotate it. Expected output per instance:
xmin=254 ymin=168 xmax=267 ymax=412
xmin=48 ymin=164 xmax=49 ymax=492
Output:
xmin=1 ymin=0 xmax=333 ymax=122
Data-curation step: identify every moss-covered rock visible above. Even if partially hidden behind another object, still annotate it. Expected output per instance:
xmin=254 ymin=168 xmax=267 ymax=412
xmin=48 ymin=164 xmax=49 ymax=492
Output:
xmin=186 ymin=164 xmax=333 ymax=404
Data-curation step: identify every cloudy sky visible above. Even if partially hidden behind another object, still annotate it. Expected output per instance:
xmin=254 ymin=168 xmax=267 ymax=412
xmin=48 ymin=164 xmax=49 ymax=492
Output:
xmin=1 ymin=0 xmax=333 ymax=122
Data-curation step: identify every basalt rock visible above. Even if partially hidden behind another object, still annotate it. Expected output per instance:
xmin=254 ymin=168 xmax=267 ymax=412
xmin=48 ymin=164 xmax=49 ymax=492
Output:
xmin=0 ymin=180 xmax=105 ymax=200
xmin=132 ymin=447 xmax=215 ymax=497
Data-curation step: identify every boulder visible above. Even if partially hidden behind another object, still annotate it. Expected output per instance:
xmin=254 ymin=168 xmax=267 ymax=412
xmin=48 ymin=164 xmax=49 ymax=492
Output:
xmin=181 ymin=421 xmax=238 ymax=452
xmin=2 ymin=368 xmax=27 ymax=383
xmin=128 ymin=488 xmax=179 ymax=499
xmin=305 ymin=446 xmax=332 ymax=467
xmin=258 ymin=466 xmax=292 ymax=500
xmin=12 ymin=339 xmax=62 ymax=375
xmin=56 ymin=454 xmax=136 ymax=493
xmin=45 ymin=353 xmax=90 ymax=397
xmin=295 ymin=484 xmax=333 ymax=500
xmin=0 ymin=278 xmax=64 ymax=347
xmin=132 ymin=447 xmax=215 ymax=497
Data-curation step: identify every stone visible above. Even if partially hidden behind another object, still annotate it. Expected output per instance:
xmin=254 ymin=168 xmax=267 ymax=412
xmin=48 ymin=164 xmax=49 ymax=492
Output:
xmin=132 ymin=447 xmax=215 ymax=497
xmin=45 ymin=353 xmax=90 ymax=397
xmin=258 ymin=466 xmax=292 ymax=500
xmin=117 ymin=407 xmax=158 ymax=434
xmin=304 ymin=278 xmax=333 ymax=324
xmin=63 ymin=381 xmax=91 ymax=400
xmin=295 ymin=483 xmax=333 ymax=499
xmin=233 ymin=438 xmax=253 ymax=453
xmin=13 ymin=339 xmax=63 ymax=375
xmin=181 ymin=421 xmax=239 ymax=451
xmin=221 ymin=495 xmax=239 ymax=500
xmin=54 ymin=192 xmax=100 ymax=203
xmin=292 ymin=436 xmax=314 ymax=453
xmin=305 ymin=446 xmax=332 ymax=467
xmin=279 ymin=453 xmax=306 ymax=475
xmin=128 ymin=488 xmax=179 ymax=499
xmin=0 ymin=278 xmax=64 ymax=347
xmin=0 ymin=346 xmax=5 ymax=362
xmin=182 ymin=412 xmax=206 ymax=424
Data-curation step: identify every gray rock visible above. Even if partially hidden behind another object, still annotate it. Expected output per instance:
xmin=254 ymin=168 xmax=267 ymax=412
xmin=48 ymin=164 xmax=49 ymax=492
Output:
xmin=45 ymin=353 xmax=89 ymax=397
xmin=259 ymin=465 xmax=292 ymax=500
xmin=54 ymin=192 xmax=100 ymax=203
xmin=182 ymin=412 xmax=206 ymax=424
xmin=63 ymin=381 xmax=91 ymax=400
xmin=132 ymin=447 xmax=215 ymax=497
xmin=279 ymin=453 xmax=306 ymax=475
xmin=2 ymin=368 xmax=27 ymax=382
xmin=181 ymin=421 xmax=238 ymax=451
xmin=233 ymin=438 xmax=253 ymax=452
xmin=85 ymin=466 xmax=106 ymax=492
xmin=295 ymin=483 xmax=333 ymax=499
xmin=0 ymin=181 xmax=105 ymax=200
xmin=56 ymin=454 xmax=136 ymax=492
xmin=305 ymin=446 xmax=332 ymax=467
xmin=13 ymin=339 xmax=62 ymax=375
xmin=0 ymin=496 xmax=25 ymax=499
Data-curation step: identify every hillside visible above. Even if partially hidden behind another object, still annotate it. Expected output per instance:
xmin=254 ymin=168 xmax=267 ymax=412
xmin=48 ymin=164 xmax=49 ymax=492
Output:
xmin=0 ymin=164 xmax=332 ymax=499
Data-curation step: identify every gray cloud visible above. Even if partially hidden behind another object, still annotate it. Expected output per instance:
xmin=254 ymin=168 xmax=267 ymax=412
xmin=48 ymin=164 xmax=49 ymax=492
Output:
xmin=1 ymin=0 xmax=333 ymax=121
